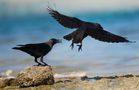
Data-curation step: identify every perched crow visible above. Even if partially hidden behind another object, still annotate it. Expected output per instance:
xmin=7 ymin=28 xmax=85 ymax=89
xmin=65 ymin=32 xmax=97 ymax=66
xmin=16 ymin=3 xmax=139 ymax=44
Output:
xmin=48 ymin=8 xmax=134 ymax=51
xmin=12 ymin=38 xmax=62 ymax=66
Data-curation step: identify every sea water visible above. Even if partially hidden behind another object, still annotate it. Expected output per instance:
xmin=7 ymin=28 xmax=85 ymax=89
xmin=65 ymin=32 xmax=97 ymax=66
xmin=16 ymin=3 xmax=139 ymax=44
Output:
xmin=0 ymin=9 xmax=139 ymax=75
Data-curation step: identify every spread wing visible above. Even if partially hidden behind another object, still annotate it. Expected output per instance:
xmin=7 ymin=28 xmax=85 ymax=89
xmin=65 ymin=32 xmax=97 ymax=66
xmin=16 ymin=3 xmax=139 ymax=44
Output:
xmin=48 ymin=7 xmax=82 ymax=29
xmin=87 ymin=29 xmax=132 ymax=43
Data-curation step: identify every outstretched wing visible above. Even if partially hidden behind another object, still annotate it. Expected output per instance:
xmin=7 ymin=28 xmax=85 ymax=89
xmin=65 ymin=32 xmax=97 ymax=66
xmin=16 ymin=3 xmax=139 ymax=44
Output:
xmin=87 ymin=29 xmax=132 ymax=43
xmin=48 ymin=7 xmax=82 ymax=29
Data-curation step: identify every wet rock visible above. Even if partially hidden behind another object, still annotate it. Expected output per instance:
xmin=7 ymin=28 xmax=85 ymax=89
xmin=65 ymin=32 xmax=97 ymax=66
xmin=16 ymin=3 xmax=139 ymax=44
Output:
xmin=16 ymin=66 xmax=54 ymax=87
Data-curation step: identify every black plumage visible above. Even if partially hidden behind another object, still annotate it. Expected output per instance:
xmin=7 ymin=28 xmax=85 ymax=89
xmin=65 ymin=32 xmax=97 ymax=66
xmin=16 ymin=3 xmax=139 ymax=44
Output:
xmin=12 ymin=38 xmax=62 ymax=66
xmin=48 ymin=8 xmax=134 ymax=51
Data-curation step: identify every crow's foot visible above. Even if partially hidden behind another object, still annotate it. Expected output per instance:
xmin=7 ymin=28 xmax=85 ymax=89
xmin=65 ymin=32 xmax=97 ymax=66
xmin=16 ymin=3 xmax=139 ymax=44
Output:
xmin=70 ymin=43 xmax=74 ymax=50
xmin=77 ymin=44 xmax=82 ymax=52
xmin=42 ymin=63 xmax=50 ymax=66
xmin=34 ymin=63 xmax=43 ymax=66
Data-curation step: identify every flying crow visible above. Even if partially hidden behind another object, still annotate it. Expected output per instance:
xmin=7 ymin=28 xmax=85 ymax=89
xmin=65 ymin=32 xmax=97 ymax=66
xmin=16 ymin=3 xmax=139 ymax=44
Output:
xmin=12 ymin=38 xmax=62 ymax=66
xmin=48 ymin=8 xmax=133 ymax=51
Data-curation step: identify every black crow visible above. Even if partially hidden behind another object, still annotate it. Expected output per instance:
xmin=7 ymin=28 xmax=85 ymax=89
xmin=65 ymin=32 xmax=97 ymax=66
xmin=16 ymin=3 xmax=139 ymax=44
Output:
xmin=48 ymin=8 xmax=134 ymax=51
xmin=12 ymin=38 xmax=62 ymax=66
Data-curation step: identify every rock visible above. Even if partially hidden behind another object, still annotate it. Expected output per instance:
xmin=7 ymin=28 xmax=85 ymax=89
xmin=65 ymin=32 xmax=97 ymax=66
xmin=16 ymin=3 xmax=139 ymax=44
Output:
xmin=16 ymin=66 xmax=54 ymax=87
xmin=0 ymin=77 xmax=17 ymax=88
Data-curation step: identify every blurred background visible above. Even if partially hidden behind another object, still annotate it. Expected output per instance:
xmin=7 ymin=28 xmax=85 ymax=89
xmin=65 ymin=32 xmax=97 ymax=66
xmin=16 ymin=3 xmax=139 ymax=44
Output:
xmin=0 ymin=0 xmax=139 ymax=76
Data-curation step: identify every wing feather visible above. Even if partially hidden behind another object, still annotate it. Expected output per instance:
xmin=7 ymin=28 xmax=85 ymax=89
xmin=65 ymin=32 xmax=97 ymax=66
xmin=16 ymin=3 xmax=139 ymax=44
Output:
xmin=87 ymin=29 xmax=132 ymax=43
xmin=48 ymin=8 xmax=82 ymax=29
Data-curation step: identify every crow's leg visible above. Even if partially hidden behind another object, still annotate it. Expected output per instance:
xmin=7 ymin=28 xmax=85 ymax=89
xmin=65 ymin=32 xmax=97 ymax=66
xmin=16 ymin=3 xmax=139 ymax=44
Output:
xmin=34 ymin=57 xmax=42 ymax=66
xmin=70 ymin=42 xmax=74 ymax=50
xmin=77 ymin=42 xmax=82 ymax=52
xmin=40 ymin=56 xmax=49 ymax=66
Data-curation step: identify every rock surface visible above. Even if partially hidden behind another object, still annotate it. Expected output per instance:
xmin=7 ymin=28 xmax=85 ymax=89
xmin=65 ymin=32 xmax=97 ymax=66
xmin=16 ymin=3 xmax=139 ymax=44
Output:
xmin=0 ymin=77 xmax=17 ymax=88
xmin=1 ymin=67 xmax=139 ymax=90
xmin=16 ymin=66 xmax=54 ymax=87
xmin=1 ymin=72 xmax=139 ymax=90
xmin=2 ymin=74 xmax=139 ymax=90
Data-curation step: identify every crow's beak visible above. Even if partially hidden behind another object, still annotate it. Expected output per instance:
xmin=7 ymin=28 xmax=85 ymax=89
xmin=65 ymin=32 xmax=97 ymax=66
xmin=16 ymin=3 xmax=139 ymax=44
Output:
xmin=57 ymin=39 xmax=62 ymax=43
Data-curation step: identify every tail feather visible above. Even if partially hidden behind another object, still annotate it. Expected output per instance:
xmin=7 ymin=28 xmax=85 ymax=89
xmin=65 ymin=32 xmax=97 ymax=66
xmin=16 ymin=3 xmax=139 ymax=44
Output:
xmin=63 ymin=32 xmax=75 ymax=41
xmin=17 ymin=45 xmax=24 ymax=46
xmin=12 ymin=47 xmax=20 ymax=50
xmin=63 ymin=34 xmax=72 ymax=41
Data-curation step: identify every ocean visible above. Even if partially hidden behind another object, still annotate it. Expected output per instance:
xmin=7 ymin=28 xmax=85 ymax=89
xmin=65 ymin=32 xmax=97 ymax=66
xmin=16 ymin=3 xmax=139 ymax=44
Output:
xmin=0 ymin=9 xmax=139 ymax=75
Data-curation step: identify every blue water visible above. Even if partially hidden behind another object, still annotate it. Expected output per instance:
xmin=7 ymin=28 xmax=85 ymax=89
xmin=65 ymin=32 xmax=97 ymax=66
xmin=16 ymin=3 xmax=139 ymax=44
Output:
xmin=0 ymin=9 xmax=139 ymax=75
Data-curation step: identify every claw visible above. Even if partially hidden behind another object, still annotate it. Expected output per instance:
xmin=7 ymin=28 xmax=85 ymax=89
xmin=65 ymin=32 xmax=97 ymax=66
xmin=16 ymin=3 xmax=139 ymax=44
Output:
xmin=34 ymin=63 xmax=43 ymax=66
xmin=70 ymin=43 xmax=74 ymax=50
xmin=43 ymin=64 xmax=51 ymax=67
xmin=43 ymin=63 xmax=50 ymax=66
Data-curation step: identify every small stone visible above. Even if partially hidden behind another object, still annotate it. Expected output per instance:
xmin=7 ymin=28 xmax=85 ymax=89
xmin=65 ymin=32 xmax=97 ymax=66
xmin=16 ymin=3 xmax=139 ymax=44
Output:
xmin=16 ymin=66 xmax=54 ymax=87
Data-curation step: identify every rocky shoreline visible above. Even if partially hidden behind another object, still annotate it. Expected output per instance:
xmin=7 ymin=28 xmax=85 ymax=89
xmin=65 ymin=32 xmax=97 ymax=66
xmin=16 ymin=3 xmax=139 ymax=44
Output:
xmin=1 ymin=66 xmax=139 ymax=90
